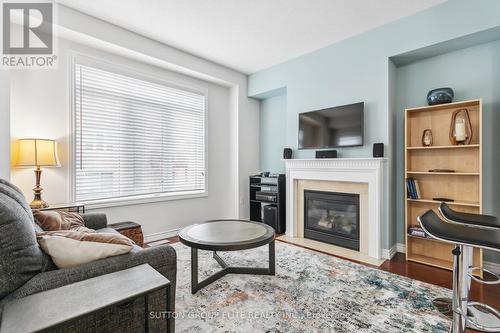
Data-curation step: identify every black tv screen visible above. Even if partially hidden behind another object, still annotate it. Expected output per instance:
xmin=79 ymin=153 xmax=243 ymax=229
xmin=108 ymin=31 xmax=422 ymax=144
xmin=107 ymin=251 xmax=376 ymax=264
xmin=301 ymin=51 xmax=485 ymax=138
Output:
xmin=298 ymin=102 xmax=364 ymax=149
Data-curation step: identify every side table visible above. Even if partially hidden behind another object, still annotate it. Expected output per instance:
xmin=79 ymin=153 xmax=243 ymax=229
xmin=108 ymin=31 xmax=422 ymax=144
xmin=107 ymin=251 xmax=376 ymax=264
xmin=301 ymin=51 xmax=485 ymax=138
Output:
xmin=35 ymin=202 xmax=85 ymax=213
xmin=109 ymin=221 xmax=144 ymax=247
xmin=0 ymin=264 xmax=171 ymax=333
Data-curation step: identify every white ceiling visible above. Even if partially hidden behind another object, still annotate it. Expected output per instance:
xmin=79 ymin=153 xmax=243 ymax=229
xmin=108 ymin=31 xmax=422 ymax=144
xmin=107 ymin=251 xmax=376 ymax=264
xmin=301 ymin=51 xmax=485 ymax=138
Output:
xmin=57 ymin=0 xmax=446 ymax=74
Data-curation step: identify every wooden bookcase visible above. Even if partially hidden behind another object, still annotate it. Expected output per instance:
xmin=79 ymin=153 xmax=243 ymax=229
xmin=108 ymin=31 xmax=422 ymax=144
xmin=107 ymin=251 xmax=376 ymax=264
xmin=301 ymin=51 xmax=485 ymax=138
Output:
xmin=404 ymin=99 xmax=483 ymax=271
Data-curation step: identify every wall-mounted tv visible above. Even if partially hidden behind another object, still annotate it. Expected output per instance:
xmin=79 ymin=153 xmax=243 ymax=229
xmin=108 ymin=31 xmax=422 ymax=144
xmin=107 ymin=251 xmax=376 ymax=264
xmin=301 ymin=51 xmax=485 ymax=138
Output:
xmin=298 ymin=102 xmax=364 ymax=149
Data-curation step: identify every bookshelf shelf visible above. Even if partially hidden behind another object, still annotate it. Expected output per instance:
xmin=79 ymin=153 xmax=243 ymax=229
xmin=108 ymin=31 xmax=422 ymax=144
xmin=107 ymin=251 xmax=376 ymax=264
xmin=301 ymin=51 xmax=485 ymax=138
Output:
xmin=407 ymin=253 xmax=453 ymax=271
xmin=406 ymin=171 xmax=479 ymax=176
xmin=406 ymin=198 xmax=480 ymax=207
xmin=406 ymin=144 xmax=480 ymax=150
xmin=404 ymin=99 xmax=482 ymax=271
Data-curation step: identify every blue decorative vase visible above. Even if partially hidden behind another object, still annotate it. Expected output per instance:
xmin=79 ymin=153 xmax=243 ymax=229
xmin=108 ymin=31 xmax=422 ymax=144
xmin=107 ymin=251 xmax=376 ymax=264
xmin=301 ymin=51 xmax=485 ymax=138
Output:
xmin=427 ymin=88 xmax=454 ymax=105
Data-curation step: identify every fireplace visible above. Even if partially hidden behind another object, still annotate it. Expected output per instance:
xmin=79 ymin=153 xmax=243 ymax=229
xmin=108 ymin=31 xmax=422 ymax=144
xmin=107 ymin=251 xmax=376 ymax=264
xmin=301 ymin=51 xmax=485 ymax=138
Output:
xmin=304 ymin=190 xmax=360 ymax=251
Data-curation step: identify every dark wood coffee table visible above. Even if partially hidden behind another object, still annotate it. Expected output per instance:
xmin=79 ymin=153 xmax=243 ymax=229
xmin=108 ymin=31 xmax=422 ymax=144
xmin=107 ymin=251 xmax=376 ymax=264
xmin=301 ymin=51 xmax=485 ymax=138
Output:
xmin=179 ymin=219 xmax=276 ymax=294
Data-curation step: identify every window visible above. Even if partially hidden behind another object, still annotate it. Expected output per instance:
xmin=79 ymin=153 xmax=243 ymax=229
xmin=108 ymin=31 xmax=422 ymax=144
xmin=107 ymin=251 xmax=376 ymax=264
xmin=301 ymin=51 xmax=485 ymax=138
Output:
xmin=73 ymin=60 xmax=206 ymax=204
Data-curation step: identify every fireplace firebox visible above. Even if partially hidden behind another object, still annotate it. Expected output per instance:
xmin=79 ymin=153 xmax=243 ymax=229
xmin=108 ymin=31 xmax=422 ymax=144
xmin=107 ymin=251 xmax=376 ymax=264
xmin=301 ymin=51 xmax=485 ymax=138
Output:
xmin=304 ymin=190 xmax=360 ymax=251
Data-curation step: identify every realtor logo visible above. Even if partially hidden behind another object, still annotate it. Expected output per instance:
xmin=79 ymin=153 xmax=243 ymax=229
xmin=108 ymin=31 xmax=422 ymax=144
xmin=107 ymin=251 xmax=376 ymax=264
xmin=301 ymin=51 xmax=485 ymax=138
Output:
xmin=1 ymin=1 xmax=57 ymax=68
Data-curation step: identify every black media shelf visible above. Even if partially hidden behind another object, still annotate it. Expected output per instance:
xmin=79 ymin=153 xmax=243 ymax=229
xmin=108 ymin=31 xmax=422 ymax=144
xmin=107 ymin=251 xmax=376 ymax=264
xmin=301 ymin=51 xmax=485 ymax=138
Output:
xmin=249 ymin=174 xmax=286 ymax=234
xmin=250 ymin=184 xmax=278 ymax=188
xmin=250 ymin=199 xmax=276 ymax=204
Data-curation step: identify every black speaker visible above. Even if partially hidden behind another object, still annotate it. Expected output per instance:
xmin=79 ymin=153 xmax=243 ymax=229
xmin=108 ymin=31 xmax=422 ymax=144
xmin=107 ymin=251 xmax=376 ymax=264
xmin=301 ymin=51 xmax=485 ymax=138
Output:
xmin=373 ymin=143 xmax=384 ymax=157
xmin=283 ymin=148 xmax=292 ymax=159
xmin=315 ymin=150 xmax=337 ymax=159
xmin=263 ymin=205 xmax=281 ymax=233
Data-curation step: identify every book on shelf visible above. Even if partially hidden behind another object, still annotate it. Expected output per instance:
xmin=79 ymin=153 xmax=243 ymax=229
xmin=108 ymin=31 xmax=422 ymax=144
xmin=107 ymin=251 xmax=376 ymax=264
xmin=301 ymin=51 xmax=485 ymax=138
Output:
xmin=406 ymin=178 xmax=420 ymax=199
xmin=406 ymin=178 xmax=413 ymax=199
xmin=414 ymin=179 xmax=421 ymax=199
xmin=408 ymin=226 xmax=428 ymax=238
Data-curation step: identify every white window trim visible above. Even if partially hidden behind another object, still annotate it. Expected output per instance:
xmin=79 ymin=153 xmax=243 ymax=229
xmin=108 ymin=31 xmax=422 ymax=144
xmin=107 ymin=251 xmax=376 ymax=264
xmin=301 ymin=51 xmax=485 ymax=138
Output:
xmin=69 ymin=52 xmax=209 ymax=209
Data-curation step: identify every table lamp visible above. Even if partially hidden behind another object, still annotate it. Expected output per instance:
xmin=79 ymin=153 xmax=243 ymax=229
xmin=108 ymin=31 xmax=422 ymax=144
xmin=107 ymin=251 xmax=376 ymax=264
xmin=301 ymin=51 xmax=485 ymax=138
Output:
xmin=16 ymin=139 xmax=60 ymax=209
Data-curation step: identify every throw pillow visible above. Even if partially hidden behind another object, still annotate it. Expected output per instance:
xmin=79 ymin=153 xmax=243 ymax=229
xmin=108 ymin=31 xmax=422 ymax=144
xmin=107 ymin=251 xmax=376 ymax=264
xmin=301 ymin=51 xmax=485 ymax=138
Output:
xmin=33 ymin=210 xmax=89 ymax=231
xmin=37 ymin=230 xmax=135 ymax=268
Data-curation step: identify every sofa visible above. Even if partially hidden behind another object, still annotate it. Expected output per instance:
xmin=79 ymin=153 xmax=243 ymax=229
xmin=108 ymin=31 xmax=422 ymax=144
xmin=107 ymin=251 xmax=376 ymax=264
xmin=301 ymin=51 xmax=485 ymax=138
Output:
xmin=0 ymin=178 xmax=176 ymax=332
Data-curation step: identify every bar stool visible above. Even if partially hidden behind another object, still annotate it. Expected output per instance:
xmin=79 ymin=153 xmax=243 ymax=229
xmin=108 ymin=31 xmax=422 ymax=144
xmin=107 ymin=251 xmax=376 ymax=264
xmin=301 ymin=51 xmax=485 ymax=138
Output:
xmin=439 ymin=202 xmax=500 ymax=331
xmin=417 ymin=209 xmax=500 ymax=332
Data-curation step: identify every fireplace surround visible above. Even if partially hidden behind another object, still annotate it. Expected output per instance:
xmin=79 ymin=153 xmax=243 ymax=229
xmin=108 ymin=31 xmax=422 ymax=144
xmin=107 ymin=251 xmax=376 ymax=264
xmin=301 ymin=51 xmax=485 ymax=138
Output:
xmin=283 ymin=158 xmax=386 ymax=261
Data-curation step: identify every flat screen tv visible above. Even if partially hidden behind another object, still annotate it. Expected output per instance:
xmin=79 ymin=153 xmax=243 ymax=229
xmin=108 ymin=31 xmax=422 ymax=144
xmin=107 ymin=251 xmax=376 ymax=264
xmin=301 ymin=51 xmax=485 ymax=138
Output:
xmin=298 ymin=102 xmax=364 ymax=149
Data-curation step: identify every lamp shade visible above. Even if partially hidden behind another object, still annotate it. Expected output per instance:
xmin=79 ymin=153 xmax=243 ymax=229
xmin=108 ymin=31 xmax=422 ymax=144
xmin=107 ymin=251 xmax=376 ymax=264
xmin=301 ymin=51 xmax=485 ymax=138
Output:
xmin=17 ymin=139 xmax=60 ymax=167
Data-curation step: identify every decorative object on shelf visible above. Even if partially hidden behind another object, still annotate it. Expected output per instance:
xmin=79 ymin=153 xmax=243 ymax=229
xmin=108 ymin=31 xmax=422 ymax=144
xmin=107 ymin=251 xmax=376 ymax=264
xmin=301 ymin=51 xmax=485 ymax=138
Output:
xmin=283 ymin=148 xmax=292 ymax=159
xmin=432 ymin=197 xmax=454 ymax=202
xmin=16 ymin=139 xmax=60 ymax=209
xmin=427 ymin=87 xmax=454 ymax=105
xmin=421 ymin=129 xmax=433 ymax=146
xmin=428 ymin=169 xmax=455 ymax=173
xmin=449 ymin=109 xmax=472 ymax=145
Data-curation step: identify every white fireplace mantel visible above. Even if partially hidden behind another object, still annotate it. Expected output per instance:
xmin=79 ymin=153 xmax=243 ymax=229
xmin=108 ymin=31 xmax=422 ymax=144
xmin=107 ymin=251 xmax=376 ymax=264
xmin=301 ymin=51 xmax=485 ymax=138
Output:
xmin=283 ymin=158 xmax=387 ymax=260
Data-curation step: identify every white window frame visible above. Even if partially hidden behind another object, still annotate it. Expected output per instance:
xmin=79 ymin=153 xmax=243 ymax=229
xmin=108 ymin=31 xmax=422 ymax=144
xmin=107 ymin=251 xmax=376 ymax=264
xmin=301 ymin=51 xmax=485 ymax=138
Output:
xmin=69 ymin=53 xmax=209 ymax=209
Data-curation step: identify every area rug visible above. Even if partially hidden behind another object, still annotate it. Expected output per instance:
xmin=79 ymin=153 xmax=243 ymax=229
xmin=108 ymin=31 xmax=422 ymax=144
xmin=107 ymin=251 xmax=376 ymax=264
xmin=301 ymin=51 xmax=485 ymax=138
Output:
xmin=173 ymin=241 xmax=451 ymax=333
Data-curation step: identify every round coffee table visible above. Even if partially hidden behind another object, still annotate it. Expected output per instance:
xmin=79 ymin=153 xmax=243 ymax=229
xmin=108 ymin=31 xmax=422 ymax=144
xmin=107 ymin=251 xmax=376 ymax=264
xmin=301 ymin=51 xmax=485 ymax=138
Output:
xmin=179 ymin=219 xmax=276 ymax=294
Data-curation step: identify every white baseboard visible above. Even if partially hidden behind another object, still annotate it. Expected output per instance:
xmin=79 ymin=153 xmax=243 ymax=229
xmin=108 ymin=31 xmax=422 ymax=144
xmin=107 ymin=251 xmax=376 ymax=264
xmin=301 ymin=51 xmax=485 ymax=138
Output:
xmin=484 ymin=261 xmax=500 ymax=274
xmin=382 ymin=243 xmax=406 ymax=260
xmin=144 ymin=228 xmax=180 ymax=243
xmin=382 ymin=245 xmax=396 ymax=260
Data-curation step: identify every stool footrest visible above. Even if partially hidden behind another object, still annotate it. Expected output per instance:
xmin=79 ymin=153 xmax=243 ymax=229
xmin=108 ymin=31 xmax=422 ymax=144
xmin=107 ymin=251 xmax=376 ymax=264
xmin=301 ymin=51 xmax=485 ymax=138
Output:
xmin=454 ymin=302 xmax=500 ymax=332
xmin=468 ymin=266 xmax=500 ymax=285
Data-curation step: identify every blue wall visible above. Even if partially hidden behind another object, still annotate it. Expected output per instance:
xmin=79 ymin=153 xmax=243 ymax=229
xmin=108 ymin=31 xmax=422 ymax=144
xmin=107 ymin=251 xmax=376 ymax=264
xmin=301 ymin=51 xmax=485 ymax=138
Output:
xmin=395 ymin=40 xmax=500 ymax=262
xmin=249 ymin=0 xmax=500 ymax=253
xmin=260 ymin=94 xmax=287 ymax=173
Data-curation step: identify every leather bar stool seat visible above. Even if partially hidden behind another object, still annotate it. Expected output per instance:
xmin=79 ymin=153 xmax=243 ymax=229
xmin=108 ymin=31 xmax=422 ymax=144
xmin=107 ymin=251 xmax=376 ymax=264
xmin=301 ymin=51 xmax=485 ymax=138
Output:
xmin=419 ymin=210 xmax=500 ymax=252
xmin=439 ymin=202 xmax=500 ymax=229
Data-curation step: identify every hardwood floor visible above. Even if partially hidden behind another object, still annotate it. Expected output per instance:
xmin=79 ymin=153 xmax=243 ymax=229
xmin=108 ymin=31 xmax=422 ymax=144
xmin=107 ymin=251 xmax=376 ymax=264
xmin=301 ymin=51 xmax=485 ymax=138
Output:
xmin=380 ymin=253 xmax=499 ymax=308
xmin=380 ymin=253 xmax=499 ymax=333
xmin=149 ymin=236 xmax=498 ymax=332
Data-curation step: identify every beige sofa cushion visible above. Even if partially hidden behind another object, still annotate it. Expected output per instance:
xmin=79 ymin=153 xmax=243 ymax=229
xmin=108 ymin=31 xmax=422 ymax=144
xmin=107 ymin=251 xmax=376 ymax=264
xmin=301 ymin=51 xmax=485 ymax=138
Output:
xmin=37 ymin=230 xmax=135 ymax=268
xmin=33 ymin=210 xmax=90 ymax=231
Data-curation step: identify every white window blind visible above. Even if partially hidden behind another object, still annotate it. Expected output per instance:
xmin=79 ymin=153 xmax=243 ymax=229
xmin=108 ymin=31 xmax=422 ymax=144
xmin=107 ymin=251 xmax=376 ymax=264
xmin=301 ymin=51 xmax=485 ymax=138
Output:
xmin=74 ymin=63 xmax=206 ymax=203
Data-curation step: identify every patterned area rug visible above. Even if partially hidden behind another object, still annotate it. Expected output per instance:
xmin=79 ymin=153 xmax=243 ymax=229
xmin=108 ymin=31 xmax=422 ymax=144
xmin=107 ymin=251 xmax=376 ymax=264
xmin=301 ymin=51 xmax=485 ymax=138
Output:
xmin=173 ymin=241 xmax=451 ymax=332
